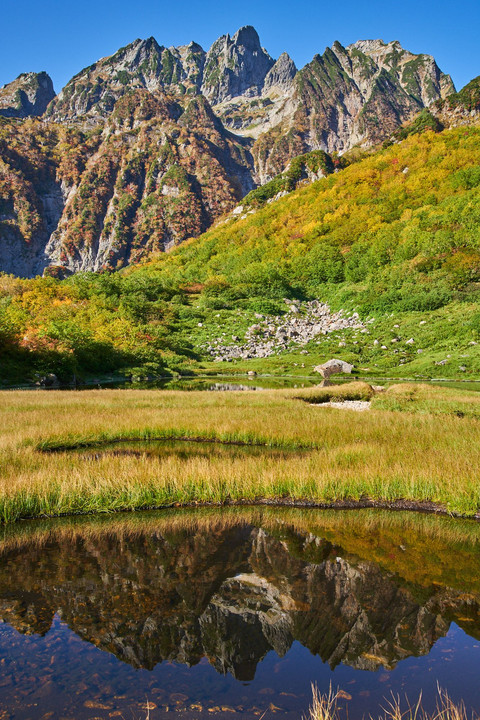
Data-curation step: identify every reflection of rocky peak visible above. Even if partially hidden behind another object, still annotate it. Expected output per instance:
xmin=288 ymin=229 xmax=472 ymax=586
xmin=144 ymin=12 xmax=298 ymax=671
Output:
xmin=0 ymin=516 xmax=477 ymax=681
xmin=0 ymin=71 xmax=55 ymax=118
xmin=201 ymin=572 xmax=295 ymax=680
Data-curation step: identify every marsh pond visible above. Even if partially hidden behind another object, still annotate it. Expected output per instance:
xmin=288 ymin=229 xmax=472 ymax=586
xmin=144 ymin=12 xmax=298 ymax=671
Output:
xmin=0 ymin=508 xmax=479 ymax=720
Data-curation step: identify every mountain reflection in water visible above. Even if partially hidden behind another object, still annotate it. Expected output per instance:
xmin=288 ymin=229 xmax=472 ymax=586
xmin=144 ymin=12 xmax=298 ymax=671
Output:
xmin=0 ymin=508 xmax=479 ymax=719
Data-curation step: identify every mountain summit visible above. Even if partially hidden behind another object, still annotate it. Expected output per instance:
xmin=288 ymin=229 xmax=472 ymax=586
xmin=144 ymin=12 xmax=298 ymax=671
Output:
xmin=201 ymin=25 xmax=275 ymax=104
xmin=0 ymin=72 xmax=55 ymax=118
xmin=0 ymin=26 xmax=460 ymax=278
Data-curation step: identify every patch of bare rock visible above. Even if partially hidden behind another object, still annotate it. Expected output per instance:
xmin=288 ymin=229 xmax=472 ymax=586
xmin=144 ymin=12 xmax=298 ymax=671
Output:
xmin=314 ymin=400 xmax=372 ymax=412
xmin=204 ymin=300 xmax=364 ymax=361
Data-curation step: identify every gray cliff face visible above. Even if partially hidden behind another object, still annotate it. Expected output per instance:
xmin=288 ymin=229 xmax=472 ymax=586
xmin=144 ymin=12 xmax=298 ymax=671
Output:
xmin=263 ymin=52 xmax=297 ymax=93
xmin=0 ymin=71 xmax=55 ymax=118
xmin=201 ymin=26 xmax=275 ymax=105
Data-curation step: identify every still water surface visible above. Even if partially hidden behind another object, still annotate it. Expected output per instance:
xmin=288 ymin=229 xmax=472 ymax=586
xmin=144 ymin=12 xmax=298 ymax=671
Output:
xmin=0 ymin=508 xmax=479 ymax=719
xmin=13 ymin=375 xmax=480 ymax=392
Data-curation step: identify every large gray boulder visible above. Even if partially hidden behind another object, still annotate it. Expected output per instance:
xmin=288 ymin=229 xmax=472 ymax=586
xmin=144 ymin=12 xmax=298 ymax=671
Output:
xmin=314 ymin=359 xmax=354 ymax=380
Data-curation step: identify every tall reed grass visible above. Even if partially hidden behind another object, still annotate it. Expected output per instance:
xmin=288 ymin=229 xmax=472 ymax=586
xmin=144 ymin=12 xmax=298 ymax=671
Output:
xmin=0 ymin=383 xmax=479 ymax=522
xmin=304 ymin=686 xmax=474 ymax=720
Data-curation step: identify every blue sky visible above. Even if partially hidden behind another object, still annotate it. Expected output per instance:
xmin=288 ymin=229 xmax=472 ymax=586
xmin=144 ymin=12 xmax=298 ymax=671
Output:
xmin=1 ymin=0 xmax=478 ymax=93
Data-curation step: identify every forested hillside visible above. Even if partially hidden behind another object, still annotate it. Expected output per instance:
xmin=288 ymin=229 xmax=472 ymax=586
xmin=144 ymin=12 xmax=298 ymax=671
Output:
xmin=1 ymin=122 xmax=480 ymax=384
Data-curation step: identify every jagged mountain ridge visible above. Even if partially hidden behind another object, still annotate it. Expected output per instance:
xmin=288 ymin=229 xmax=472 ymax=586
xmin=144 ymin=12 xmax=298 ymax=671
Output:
xmin=0 ymin=26 xmax=463 ymax=277
xmin=45 ymin=27 xmax=454 ymax=153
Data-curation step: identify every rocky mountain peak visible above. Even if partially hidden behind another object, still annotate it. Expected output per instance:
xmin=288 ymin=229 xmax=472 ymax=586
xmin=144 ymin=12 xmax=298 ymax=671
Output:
xmin=346 ymin=39 xmax=455 ymax=102
xmin=0 ymin=71 xmax=55 ymax=118
xmin=264 ymin=52 xmax=297 ymax=92
xmin=201 ymin=25 xmax=275 ymax=105
xmin=181 ymin=40 xmax=204 ymax=54
xmin=231 ymin=25 xmax=263 ymax=50
xmin=350 ymin=39 xmax=395 ymax=54
xmin=46 ymin=34 xmax=207 ymax=123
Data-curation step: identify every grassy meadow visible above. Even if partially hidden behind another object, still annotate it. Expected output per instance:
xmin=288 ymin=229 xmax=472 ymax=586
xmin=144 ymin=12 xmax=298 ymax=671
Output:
xmin=1 ymin=381 xmax=480 ymax=523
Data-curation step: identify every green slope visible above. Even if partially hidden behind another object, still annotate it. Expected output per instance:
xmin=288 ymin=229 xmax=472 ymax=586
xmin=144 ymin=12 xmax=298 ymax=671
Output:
xmin=1 ymin=123 xmax=480 ymax=384
xmin=140 ymin=123 xmax=480 ymax=307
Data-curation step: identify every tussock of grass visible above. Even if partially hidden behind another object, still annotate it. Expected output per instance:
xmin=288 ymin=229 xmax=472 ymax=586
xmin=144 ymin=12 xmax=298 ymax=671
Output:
xmin=36 ymin=427 xmax=312 ymax=453
xmin=305 ymin=685 xmax=474 ymax=720
xmin=0 ymin=385 xmax=480 ymax=522
xmin=294 ymin=381 xmax=375 ymax=404
xmin=373 ymin=383 xmax=480 ymax=419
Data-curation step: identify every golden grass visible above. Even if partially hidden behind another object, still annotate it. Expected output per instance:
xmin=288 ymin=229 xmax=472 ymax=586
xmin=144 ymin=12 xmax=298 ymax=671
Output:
xmin=305 ymin=685 xmax=475 ymax=720
xmin=0 ymin=383 xmax=479 ymax=522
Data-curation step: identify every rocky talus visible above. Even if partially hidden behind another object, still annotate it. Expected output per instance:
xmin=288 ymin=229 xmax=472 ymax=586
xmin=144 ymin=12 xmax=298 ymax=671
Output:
xmin=203 ymin=300 xmax=364 ymax=361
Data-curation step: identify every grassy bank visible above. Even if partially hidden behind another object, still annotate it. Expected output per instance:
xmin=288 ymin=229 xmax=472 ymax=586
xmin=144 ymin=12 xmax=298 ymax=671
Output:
xmin=0 ymin=382 xmax=479 ymax=523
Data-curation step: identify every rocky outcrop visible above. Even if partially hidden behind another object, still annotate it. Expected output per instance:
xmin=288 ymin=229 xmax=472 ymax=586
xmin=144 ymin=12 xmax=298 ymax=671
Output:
xmin=431 ymin=75 xmax=480 ymax=127
xmin=46 ymin=26 xmax=276 ymax=126
xmin=264 ymin=52 xmax=297 ymax=93
xmin=201 ymin=26 xmax=274 ymax=105
xmin=0 ymin=71 xmax=55 ymax=118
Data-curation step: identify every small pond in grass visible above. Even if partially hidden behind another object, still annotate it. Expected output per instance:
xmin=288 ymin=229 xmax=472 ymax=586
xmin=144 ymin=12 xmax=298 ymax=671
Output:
xmin=0 ymin=507 xmax=479 ymax=720
xmin=49 ymin=438 xmax=310 ymax=461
